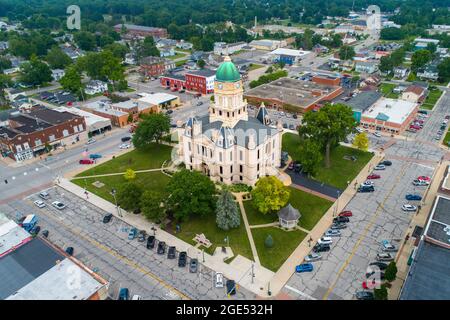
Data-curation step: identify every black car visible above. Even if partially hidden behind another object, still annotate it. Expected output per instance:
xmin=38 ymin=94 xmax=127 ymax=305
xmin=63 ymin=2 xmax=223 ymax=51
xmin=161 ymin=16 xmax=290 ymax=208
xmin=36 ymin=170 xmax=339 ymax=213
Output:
xmin=146 ymin=236 xmax=156 ymax=249
xmin=369 ymin=261 xmax=388 ymax=271
xmin=381 ymin=160 xmax=392 ymax=166
xmin=168 ymin=246 xmax=176 ymax=259
xmin=313 ymin=244 xmax=330 ymax=253
xmin=42 ymin=230 xmax=49 ymax=238
xmin=31 ymin=226 xmax=41 ymax=236
xmin=178 ymin=251 xmax=187 ymax=267
xmin=294 ymin=163 xmax=302 ymax=173
xmin=333 ymin=216 xmax=350 ymax=223
xmin=65 ymin=247 xmax=74 ymax=256
xmin=121 ymin=136 xmax=132 ymax=142
xmin=137 ymin=230 xmax=146 ymax=242
xmin=157 ymin=241 xmax=166 ymax=254
xmin=226 ymin=280 xmax=236 ymax=295
xmin=292 ymin=114 xmax=298 ymax=119
xmin=358 ymin=185 xmax=375 ymax=193
xmin=103 ymin=213 xmax=113 ymax=223
xmin=355 ymin=291 xmax=374 ymax=300
xmin=189 ymin=258 xmax=198 ymax=273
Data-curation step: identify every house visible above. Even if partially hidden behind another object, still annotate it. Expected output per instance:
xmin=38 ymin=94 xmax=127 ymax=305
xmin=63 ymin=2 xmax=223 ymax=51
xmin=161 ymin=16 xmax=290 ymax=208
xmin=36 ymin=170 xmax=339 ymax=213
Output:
xmin=190 ymin=51 xmax=205 ymax=62
xmin=124 ymin=53 xmax=136 ymax=65
xmin=51 ymin=69 xmax=65 ymax=81
xmin=401 ymin=85 xmax=426 ymax=103
xmin=394 ymin=67 xmax=409 ymax=79
xmin=156 ymin=38 xmax=177 ymax=48
xmin=139 ymin=56 xmax=175 ymax=77
xmin=159 ymin=47 xmax=175 ymax=57
xmin=355 ymin=61 xmax=379 ymax=74
xmin=213 ymin=42 xmax=247 ymax=56
xmin=84 ymin=80 xmax=108 ymax=95
xmin=60 ymin=46 xmax=84 ymax=60
xmin=417 ymin=63 xmax=439 ymax=81
xmin=313 ymin=44 xmax=329 ymax=54
xmin=176 ymin=40 xmax=193 ymax=50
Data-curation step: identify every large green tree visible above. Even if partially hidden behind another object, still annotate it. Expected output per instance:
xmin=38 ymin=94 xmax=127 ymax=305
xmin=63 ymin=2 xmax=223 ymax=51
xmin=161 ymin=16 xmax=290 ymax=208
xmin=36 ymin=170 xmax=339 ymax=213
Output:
xmin=251 ymin=176 xmax=290 ymax=214
xmin=76 ymin=50 xmax=124 ymax=84
xmin=59 ymin=65 xmax=83 ymax=94
xmin=74 ymin=31 xmax=97 ymax=51
xmin=297 ymin=139 xmax=323 ymax=176
xmin=140 ymin=190 xmax=166 ymax=223
xmin=0 ymin=57 xmax=12 ymax=73
xmin=215 ymin=190 xmax=240 ymax=231
xmin=438 ymin=57 xmax=450 ymax=83
xmin=132 ymin=113 xmax=170 ymax=149
xmin=339 ymin=45 xmax=355 ymax=61
xmin=165 ymin=169 xmax=216 ymax=221
xmin=45 ymin=46 xmax=72 ymax=69
xmin=411 ymin=49 xmax=432 ymax=72
xmin=299 ymin=103 xmax=356 ymax=168
xmin=136 ymin=36 xmax=160 ymax=60
xmin=19 ymin=55 xmax=52 ymax=86
xmin=117 ymin=182 xmax=143 ymax=211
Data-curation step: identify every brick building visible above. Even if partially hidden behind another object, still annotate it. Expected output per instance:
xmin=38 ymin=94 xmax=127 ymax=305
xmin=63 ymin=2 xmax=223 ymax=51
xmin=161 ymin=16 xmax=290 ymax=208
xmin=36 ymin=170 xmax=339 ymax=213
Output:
xmin=82 ymin=100 xmax=130 ymax=128
xmin=140 ymin=56 xmax=175 ymax=77
xmin=160 ymin=69 xmax=216 ymax=95
xmin=114 ymin=24 xmax=167 ymax=38
xmin=0 ymin=106 xmax=87 ymax=162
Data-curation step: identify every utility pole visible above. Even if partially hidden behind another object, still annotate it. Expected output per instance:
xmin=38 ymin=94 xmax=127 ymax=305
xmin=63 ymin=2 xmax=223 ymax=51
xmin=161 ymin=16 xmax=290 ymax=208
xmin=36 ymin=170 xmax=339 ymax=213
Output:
xmin=251 ymin=263 xmax=255 ymax=284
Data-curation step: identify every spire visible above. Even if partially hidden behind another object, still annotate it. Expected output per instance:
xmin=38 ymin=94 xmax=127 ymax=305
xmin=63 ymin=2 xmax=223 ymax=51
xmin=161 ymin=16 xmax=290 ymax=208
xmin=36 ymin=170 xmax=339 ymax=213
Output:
xmin=256 ymin=102 xmax=270 ymax=126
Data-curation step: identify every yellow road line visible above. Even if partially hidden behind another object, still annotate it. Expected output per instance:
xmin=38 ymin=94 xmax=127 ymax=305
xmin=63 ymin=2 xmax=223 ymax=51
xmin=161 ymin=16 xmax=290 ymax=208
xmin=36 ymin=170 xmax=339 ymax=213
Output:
xmin=27 ymin=199 xmax=191 ymax=300
xmin=322 ymin=163 xmax=409 ymax=300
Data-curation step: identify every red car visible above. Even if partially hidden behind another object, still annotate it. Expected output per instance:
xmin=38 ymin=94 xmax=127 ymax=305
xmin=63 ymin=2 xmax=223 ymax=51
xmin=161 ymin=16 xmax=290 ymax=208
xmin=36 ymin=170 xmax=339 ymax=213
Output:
xmin=338 ymin=211 xmax=353 ymax=217
xmin=79 ymin=159 xmax=94 ymax=164
xmin=362 ymin=280 xmax=382 ymax=290
xmin=410 ymin=124 xmax=421 ymax=130
xmin=367 ymin=174 xmax=381 ymax=179
xmin=417 ymin=176 xmax=430 ymax=182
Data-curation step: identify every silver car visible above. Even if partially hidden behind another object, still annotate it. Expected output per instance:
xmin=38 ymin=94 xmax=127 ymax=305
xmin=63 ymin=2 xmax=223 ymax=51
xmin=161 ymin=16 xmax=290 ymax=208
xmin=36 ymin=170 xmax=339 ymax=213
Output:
xmin=325 ymin=229 xmax=341 ymax=237
xmin=304 ymin=252 xmax=322 ymax=262
xmin=376 ymin=253 xmax=394 ymax=262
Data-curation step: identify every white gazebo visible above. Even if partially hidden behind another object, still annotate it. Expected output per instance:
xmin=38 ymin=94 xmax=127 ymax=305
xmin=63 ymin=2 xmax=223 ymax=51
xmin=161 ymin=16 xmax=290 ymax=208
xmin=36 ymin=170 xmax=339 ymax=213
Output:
xmin=277 ymin=204 xmax=301 ymax=229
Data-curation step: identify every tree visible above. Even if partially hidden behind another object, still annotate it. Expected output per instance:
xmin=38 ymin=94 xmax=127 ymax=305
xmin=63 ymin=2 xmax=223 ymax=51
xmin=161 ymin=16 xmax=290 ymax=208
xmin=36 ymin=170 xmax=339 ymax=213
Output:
xmin=132 ymin=113 xmax=170 ymax=149
xmin=124 ymin=168 xmax=136 ymax=181
xmin=411 ymin=49 xmax=432 ymax=72
xmin=74 ymin=31 xmax=97 ymax=51
xmin=45 ymin=46 xmax=72 ymax=69
xmin=0 ymin=57 xmax=12 ymax=73
xmin=215 ymin=190 xmax=240 ymax=231
xmin=299 ymin=103 xmax=356 ymax=168
xmin=136 ymin=36 xmax=160 ymax=60
xmin=297 ymin=139 xmax=323 ymax=176
xmin=59 ymin=65 xmax=83 ymax=94
xmin=352 ymin=133 xmax=369 ymax=151
xmin=140 ymin=190 xmax=166 ymax=223
xmin=251 ymin=176 xmax=290 ymax=214
xmin=384 ymin=261 xmax=398 ymax=282
xmin=339 ymin=45 xmax=355 ymax=61
xmin=197 ymin=59 xmax=206 ymax=69
xmin=437 ymin=57 xmax=450 ymax=83
xmin=374 ymin=284 xmax=388 ymax=300
xmin=20 ymin=55 xmax=52 ymax=86
xmin=165 ymin=169 xmax=216 ymax=221
xmin=77 ymin=50 xmax=124 ymax=83
xmin=264 ymin=234 xmax=274 ymax=248
xmin=104 ymin=43 xmax=130 ymax=60
xmin=117 ymin=182 xmax=143 ymax=211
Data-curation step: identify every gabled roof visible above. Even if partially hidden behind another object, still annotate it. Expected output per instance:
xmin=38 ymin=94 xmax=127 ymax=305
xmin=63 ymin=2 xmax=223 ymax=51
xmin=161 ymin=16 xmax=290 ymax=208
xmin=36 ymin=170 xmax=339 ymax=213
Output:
xmin=277 ymin=204 xmax=301 ymax=221
xmin=256 ymin=103 xmax=270 ymax=125
xmin=404 ymin=85 xmax=425 ymax=96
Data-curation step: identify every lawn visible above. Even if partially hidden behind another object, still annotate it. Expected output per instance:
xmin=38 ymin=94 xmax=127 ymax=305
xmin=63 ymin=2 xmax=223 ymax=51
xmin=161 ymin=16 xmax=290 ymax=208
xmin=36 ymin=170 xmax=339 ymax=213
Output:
xmin=175 ymin=207 xmax=254 ymax=261
xmin=421 ymin=89 xmax=443 ymax=110
xmin=252 ymin=227 xmax=307 ymax=272
xmin=72 ymin=171 xmax=171 ymax=203
xmin=75 ymin=143 xmax=172 ymax=177
xmin=443 ymin=131 xmax=450 ymax=147
xmin=248 ymin=63 xmax=264 ymax=71
xmin=244 ymin=200 xmax=278 ymax=225
xmin=380 ymin=83 xmax=399 ymax=99
xmin=282 ymin=133 xmax=373 ymax=189
xmin=175 ymin=59 xmax=188 ymax=67
xmin=168 ymin=52 xmax=188 ymax=60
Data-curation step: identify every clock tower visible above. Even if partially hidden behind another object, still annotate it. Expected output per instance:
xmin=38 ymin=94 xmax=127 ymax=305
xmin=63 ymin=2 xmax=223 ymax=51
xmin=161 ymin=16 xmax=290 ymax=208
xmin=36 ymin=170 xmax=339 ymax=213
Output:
xmin=209 ymin=56 xmax=248 ymax=128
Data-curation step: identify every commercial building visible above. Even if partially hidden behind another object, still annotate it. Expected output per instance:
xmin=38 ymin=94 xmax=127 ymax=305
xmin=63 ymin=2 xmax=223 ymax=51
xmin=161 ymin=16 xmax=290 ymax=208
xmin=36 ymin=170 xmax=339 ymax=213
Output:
xmin=344 ymin=91 xmax=383 ymax=123
xmin=268 ymin=48 xmax=311 ymax=65
xmin=354 ymin=61 xmax=379 ymax=74
xmin=82 ymin=100 xmax=129 ymax=128
xmin=249 ymin=39 xmax=286 ymax=51
xmin=160 ymin=69 xmax=216 ymax=95
xmin=136 ymin=92 xmax=180 ymax=110
xmin=440 ymin=165 xmax=450 ymax=196
xmin=114 ymin=24 xmax=167 ymax=38
xmin=244 ymin=77 xmax=344 ymax=114
xmin=213 ymin=42 xmax=247 ymax=56
xmin=401 ymin=85 xmax=426 ymax=103
xmin=140 ymin=56 xmax=175 ymax=77
xmin=0 ymin=106 xmax=87 ymax=162
xmin=55 ymin=107 xmax=112 ymax=135
xmin=360 ymin=97 xmax=418 ymax=134
xmin=111 ymin=99 xmax=156 ymax=121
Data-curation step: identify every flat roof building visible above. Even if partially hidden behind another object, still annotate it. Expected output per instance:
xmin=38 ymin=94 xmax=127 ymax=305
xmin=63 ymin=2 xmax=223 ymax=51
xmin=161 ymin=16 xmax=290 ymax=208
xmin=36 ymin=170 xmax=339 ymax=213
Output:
xmin=55 ymin=107 xmax=112 ymax=135
xmin=137 ymin=92 xmax=180 ymax=109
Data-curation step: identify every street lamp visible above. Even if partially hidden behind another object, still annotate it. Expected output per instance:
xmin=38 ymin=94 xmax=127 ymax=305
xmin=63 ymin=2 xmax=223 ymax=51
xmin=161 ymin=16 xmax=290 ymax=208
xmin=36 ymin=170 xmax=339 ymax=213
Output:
xmin=111 ymin=188 xmax=122 ymax=217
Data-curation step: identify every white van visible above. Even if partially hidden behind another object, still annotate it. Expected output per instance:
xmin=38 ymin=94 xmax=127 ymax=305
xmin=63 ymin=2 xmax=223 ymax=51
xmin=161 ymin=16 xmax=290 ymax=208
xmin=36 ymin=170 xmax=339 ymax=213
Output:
xmin=215 ymin=272 xmax=224 ymax=288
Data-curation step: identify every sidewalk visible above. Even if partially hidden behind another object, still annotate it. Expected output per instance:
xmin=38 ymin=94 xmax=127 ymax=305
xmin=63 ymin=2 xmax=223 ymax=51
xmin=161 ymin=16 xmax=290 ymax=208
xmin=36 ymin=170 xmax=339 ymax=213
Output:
xmin=57 ymin=178 xmax=274 ymax=297
xmin=269 ymin=151 xmax=385 ymax=297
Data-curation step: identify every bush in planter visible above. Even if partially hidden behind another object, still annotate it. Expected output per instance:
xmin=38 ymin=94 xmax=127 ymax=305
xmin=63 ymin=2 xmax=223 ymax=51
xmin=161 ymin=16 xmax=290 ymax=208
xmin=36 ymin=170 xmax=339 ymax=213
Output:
xmin=374 ymin=284 xmax=388 ymax=300
xmin=384 ymin=261 xmax=398 ymax=282
xmin=265 ymin=234 xmax=274 ymax=248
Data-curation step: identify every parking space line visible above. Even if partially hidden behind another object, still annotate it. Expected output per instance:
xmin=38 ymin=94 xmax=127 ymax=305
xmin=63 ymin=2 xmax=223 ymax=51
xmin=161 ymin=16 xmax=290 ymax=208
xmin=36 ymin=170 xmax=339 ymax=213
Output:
xmin=284 ymin=285 xmax=317 ymax=300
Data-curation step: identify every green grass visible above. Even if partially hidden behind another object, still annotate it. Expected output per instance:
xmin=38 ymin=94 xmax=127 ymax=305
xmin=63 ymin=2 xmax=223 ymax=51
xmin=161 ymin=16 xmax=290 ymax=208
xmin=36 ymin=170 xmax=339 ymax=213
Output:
xmin=167 ymin=52 xmax=188 ymax=60
xmin=421 ymin=89 xmax=443 ymax=110
xmin=72 ymin=171 xmax=171 ymax=203
xmin=380 ymin=83 xmax=399 ymax=99
xmin=175 ymin=59 xmax=188 ymax=67
xmin=252 ymin=227 xmax=307 ymax=272
xmin=443 ymin=131 xmax=450 ymax=147
xmin=75 ymin=143 xmax=172 ymax=177
xmin=282 ymin=133 xmax=373 ymax=189
xmin=243 ymin=200 xmax=278 ymax=225
xmin=0 ymin=105 xmax=11 ymax=111
xmin=248 ymin=63 xmax=264 ymax=71
xmin=176 ymin=207 xmax=254 ymax=261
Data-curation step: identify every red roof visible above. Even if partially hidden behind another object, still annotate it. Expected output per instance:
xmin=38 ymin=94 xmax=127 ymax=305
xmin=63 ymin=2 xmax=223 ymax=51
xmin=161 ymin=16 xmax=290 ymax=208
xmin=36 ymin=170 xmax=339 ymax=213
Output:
xmin=404 ymin=85 xmax=425 ymax=96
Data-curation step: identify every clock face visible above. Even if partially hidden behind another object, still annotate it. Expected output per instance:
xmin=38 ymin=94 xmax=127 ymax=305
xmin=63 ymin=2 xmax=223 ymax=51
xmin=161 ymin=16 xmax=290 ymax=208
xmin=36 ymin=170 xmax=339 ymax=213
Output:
xmin=218 ymin=83 xmax=223 ymax=89
xmin=235 ymin=83 xmax=240 ymax=88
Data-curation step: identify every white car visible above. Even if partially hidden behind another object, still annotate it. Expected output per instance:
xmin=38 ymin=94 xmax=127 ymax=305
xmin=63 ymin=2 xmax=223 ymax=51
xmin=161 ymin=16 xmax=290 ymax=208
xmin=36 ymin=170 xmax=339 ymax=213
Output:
xmin=85 ymin=138 xmax=96 ymax=145
xmin=119 ymin=143 xmax=131 ymax=149
xmin=412 ymin=179 xmax=429 ymax=186
xmin=131 ymin=295 xmax=142 ymax=300
xmin=304 ymin=252 xmax=322 ymax=262
xmin=361 ymin=181 xmax=374 ymax=187
xmin=215 ymin=272 xmax=224 ymax=288
xmin=325 ymin=229 xmax=341 ymax=237
xmin=318 ymin=236 xmax=333 ymax=245
xmin=34 ymin=200 xmax=46 ymax=208
xmin=373 ymin=131 xmax=381 ymax=137
xmin=402 ymin=204 xmax=417 ymax=212
xmin=374 ymin=164 xmax=386 ymax=170
xmin=52 ymin=201 xmax=66 ymax=210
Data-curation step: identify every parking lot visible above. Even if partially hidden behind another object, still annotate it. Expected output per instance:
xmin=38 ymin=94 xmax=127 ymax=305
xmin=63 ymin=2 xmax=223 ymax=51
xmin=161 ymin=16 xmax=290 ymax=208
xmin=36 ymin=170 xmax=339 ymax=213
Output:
xmin=0 ymin=186 xmax=255 ymax=300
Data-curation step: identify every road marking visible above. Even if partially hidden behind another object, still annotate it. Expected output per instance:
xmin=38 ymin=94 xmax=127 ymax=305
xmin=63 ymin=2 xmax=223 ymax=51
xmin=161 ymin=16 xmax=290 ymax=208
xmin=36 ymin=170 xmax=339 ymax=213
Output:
xmin=284 ymin=285 xmax=317 ymax=300
xmin=24 ymin=198 xmax=190 ymax=300
xmin=322 ymin=162 xmax=409 ymax=300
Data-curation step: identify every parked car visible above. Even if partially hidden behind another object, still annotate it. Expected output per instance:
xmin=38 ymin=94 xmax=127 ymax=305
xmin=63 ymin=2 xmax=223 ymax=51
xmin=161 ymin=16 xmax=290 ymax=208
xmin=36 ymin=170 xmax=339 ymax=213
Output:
xmin=65 ymin=246 xmax=74 ymax=256
xmin=79 ymin=159 xmax=94 ymax=164
xmin=304 ymin=252 xmax=322 ymax=262
xmin=318 ymin=236 xmax=333 ymax=245
xmin=215 ymin=272 xmax=224 ymax=288
xmin=333 ymin=216 xmax=350 ymax=223
xmin=121 ymin=136 xmax=132 ymax=142
xmin=51 ymin=201 xmax=66 ymax=210
xmin=413 ymin=179 xmax=429 ymax=186
xmin=39 ymin=191 xmax=50 ymax=200
xmin=366 ymin=270 xmax=385 ymax=280
xmin=405 ymin=194 xmax=422 ymax=201
xmin=362 ymin=280 xmax=382 ymax=290
xmin=369 ymin=261 xmax=388 ymax=270
xmin=381 ymin=240 xmax=397 ymax=252
xmin=89 ymin=153 xmax=102 ymax=159
xmin=103 ymin=213 xmax=113 ymax=223
xmin=178 ymin=251 xmax=187 ymax=267
xmin=331 ymin=222 xmax=347 ymax=230
xmin=137 ymin=230 xmax=146 ymax=242
xmin=313 ymin=243 xmax=330 ymax=253
xmin=381 ymin=160 xmax=392 ymax=166
xmin=373 ymin=131 xmax=381 ymax=137
xmin=157 ymin=241 xmax=166 ymax=254
xmin=358 ymin=185 xmax=375 ymax=193
xmin=226 ymin=280 xmax=236 ymax=295
xmin=402 ymin=204 xmax=417 ymax=212
xmin=367 ymin=174 xmax=381 ymax=179
xmin=30 ymin=225 xmax=41 ymax=236
xmin=374 ymin=164 xmax=386 ymax=170
xmin=417 ymin=176 xmax=431 ymax=182
xmin=119 ymin=143 xmax=131 ymax=149
xmin=128 ymin=227 xmax=137 ymax=240
xmin=376 ymin=253 xmax=394 ymax=262
xmin=189 ymin=258 xmax=198 ymax=273
xmin=42 ymin=230 xmax=49 ymax=238
xmin=167 ymin=246 xmax=176 ymax=259
xmin=118 ymin=288 xmax=129 ymax=300
xmin=295 ymin=263 xmax=313 ymax=273
xmin=131 ymin=295 xmax=142 ymax=300
xmin=338 ymin=210 xmax=353 ymax=217
xmin=325 ymin=229 xmax=341 ymax=237
xmin=85 ymin=138 xmax=96 ymax=145
xmin=146 ymin=236 xmax=156 ymax=249
xmin=34 ymin=200 xmax=46 ymax=208
xmin=355 ymin=291 xmax=374 ymax=300
xmin=361 ymin=181 xmax=374 ymax=188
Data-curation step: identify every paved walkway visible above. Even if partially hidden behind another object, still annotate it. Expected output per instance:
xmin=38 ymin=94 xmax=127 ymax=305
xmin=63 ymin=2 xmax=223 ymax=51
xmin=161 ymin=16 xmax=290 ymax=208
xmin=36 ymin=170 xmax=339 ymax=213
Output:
xmin=290 ymin=183 xmax=338 ymax=202
xmin=249 ymin=222 xmax=279 ymax=229
xmin=71 ymin=168 xmax=163 ymax=180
